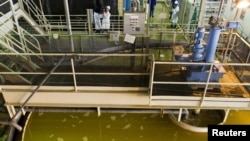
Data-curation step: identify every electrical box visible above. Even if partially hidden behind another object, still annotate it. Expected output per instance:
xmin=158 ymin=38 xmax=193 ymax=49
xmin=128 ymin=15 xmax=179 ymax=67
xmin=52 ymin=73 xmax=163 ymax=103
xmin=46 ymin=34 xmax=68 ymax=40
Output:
xmin=123 ymin=12 xmax=146 ymax=35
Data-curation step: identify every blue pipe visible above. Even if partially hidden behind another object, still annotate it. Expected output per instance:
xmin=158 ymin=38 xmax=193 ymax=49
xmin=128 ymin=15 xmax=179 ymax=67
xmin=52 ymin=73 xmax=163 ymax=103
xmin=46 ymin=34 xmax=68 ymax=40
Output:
xmin=125 ymin=0 xmax=131 ymax=11
xmin=192 ymin=27 xmax=205 ymax=61
xmin=204 ymin=27 xmax=221 ymax=63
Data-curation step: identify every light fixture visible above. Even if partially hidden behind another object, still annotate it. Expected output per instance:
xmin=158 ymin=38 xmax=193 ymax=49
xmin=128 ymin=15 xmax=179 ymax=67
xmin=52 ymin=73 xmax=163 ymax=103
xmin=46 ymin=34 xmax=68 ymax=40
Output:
xmin=235 ymin=0 xmax=250 ymax=8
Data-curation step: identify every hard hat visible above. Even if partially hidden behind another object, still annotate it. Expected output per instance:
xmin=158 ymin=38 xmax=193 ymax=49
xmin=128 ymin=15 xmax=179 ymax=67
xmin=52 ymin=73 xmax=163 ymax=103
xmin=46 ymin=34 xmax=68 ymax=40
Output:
xmin=106 ymin=5 xmax=111 ymax=10
xmin=174 ymin=1 xmax=179 ymax=4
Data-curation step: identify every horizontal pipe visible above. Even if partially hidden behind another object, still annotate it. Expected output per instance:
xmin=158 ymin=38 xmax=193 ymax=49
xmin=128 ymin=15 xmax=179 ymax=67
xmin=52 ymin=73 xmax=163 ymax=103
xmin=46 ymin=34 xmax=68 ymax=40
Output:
xmin=24 ymin=107 xmax=189 ymax=115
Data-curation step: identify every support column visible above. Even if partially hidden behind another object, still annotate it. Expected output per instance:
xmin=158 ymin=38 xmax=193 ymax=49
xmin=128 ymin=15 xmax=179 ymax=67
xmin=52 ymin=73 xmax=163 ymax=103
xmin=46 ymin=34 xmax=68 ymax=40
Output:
xmin=6 ymin=105 xmax=16 ymax=118
xmin=97 ymin=107 xmax=101 ymax=116
xmin=222 ymin=109 xmax=230 ymax=124
xmin=87 ymin=9 xmax=93 ymax=35
xmin=63 ymin=0 xmax=74 ymax=52
xmin=177 ymin=108 xmax=183 ymax=122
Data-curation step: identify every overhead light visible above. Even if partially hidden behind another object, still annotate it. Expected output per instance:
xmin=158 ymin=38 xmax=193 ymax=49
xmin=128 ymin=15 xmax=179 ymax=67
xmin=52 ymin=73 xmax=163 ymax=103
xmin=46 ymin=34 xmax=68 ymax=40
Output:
xmin=235 ymin=0 xmax=250 ymax=8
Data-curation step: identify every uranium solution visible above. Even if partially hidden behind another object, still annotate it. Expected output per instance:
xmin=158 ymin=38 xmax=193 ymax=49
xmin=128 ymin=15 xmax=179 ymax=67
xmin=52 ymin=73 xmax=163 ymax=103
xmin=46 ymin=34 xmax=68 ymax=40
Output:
xmin=22 ymin=110 xmax=250 ymax=141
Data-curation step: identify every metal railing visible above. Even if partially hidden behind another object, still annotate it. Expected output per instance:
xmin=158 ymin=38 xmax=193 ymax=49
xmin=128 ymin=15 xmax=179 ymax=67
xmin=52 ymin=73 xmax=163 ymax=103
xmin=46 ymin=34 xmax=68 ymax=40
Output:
xmin=0 ymin=0 xmax=250 ymax=107
xmin=0 ymin=12 xmax=43 ymax=61
xmin=22 ymin=0 xmax=50 ymax=33
xmin=149 ymin=60 xmax=250 ymax=108
xmin=0 ymin=0 xmax=10 ymax=14
xmin=40 ymin=14 xmax=124 ymax=33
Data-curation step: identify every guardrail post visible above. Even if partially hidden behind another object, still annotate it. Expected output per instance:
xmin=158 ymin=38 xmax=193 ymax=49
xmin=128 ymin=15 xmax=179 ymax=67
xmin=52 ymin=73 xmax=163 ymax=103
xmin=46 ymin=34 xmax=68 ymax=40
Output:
xmin=87 ymin=9 xmax=93 ymax=35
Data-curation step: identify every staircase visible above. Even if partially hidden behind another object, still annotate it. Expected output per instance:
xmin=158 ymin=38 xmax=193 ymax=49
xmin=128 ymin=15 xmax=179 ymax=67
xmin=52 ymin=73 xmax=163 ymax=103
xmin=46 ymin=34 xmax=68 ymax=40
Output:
xmin=0 ymin=0 xmax=47 ymax=84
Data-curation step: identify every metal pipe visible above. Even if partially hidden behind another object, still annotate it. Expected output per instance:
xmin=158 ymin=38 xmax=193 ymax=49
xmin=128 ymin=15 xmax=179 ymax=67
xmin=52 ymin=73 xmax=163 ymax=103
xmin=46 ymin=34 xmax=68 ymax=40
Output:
xmin=70 ymin=58 xmax=77 ymax=91
xmin=6 ymin=111 xmax=22 ymax=141
xmin=204 ymin=27 xmax=221 ymax=63
xmin=0 ymin=52 xmax=152 ymax=57
xmin=153 ymin=81 xmax=250 ymax=86
xmin=125 ymin=0 xmax=131 ymax=11
xmin=6 ymin=57 xmax=65 ymax=132
xmin=0 ymin=112 xmax=22 ymax=132
xmin=0 ymin=72 xmax=150 ymax=75
xmin=192 ymin=27 xmax=205 ymax=61
xmin=217 ymin=0 xmax=224 ymax=18
xmin=19 ymin=57 xmax=65 ymax=109
xmin=24 ymin=107 xmax=189 ymax=115
xmin=63 ymin=0 xmax=74 ymax=52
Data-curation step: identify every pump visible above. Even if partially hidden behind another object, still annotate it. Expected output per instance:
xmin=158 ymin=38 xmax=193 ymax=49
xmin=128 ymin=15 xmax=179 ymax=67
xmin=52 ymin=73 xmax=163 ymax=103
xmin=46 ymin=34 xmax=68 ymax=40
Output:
xmin=173 ymin=18 xmax=239 ymax=89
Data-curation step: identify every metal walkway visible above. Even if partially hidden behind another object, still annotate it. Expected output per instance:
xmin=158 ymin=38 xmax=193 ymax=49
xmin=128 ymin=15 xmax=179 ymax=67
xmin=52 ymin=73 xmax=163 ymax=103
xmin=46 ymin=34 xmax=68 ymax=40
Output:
xmin=0 ymin=0 xmax=250 ymax=119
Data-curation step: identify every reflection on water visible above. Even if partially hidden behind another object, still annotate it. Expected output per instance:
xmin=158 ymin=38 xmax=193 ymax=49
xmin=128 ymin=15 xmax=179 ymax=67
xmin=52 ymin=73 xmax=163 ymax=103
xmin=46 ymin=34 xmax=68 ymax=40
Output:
xmin=23 ymin=110 xmax=250 ymax=141
xmin=225 ymin=110 xmax=250 ymax=124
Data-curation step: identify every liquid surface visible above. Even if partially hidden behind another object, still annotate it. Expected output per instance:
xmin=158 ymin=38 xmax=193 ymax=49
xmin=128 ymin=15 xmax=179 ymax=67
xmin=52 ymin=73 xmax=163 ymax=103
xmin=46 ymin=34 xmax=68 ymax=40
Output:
xmin=23 ymin=110 xmax=250 ymax=141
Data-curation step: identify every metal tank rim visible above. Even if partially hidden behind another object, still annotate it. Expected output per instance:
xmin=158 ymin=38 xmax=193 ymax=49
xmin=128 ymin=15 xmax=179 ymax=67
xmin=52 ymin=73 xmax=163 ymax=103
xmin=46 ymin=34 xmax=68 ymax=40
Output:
xmin=168 ymin=109 xmax=226 ymax=133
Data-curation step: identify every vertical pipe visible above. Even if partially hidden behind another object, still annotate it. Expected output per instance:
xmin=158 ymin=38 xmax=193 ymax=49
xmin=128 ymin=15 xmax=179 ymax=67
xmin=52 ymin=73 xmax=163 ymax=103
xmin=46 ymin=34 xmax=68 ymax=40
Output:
xmin=125 ymin=0 xmax=131 ymax=11
xmin=197 ymin=0 xmax=206 ymax=27
xmin=64 ymin=0 xmax=74 ymax=52
xmin=204 ymin=27 xmax=221 ymax=63
xmin=192 ymin=27 xmax=205 ymax=61
xmin=64 ymin=0 xmax=77 ymax=90
xmin=217 ymin=0 xmax=224 ymax=18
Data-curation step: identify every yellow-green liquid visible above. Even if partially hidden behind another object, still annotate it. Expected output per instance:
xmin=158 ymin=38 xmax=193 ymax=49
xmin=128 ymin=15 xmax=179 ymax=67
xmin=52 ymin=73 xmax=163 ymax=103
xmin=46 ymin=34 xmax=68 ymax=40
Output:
xmin=23 ymin=110 xmax=250 ymax=141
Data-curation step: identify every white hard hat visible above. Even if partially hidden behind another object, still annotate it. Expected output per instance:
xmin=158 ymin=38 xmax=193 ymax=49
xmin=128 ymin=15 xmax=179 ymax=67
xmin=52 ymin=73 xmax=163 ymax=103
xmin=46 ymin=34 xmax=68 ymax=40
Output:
xmin=174 ymin=1 xmax=179 ymax=4
xmin=106 ymin=5 xmax=110 ymax=10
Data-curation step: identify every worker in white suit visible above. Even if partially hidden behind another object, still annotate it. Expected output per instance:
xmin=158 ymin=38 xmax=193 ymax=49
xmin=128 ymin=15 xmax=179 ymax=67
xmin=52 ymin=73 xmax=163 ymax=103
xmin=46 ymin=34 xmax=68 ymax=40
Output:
xmin=102 ymin=5 xmax=111 ymax=32
xmin=93 ymin=0 xmax=103 ymax=33
xmin=170 ymin=1 xmax=179 ymax=28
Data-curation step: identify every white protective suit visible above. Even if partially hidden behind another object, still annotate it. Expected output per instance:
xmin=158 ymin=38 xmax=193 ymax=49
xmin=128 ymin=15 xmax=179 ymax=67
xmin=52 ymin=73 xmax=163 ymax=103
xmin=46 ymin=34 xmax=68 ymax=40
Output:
xmin=170 ymin=3 xmax=179 ymax=24
xmin=94 ymin=12 xmax=102 ymax=30
xmin=102 ymin=6 xmax=111 ymax=30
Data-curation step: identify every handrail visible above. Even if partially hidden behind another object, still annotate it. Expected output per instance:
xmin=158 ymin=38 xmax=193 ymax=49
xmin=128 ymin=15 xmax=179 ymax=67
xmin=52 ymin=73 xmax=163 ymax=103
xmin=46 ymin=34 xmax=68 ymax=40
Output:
xmin=41 ymin=14 xmax=123 ymax=32
xmin=22 ymin=0 xmax=50 ymax=33
xmin=0 ymin=0 xmax=9 ymax=7
xmin=0 ymin=12 xmax=43 ymax=61
xmin=35 ymin=14 xmax=201 ymax=34
xmin=0 ymin=0 xmax=10 ymax=14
